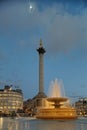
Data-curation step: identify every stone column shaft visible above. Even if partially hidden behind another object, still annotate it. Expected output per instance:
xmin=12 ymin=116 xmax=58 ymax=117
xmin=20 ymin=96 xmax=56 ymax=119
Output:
xmin=39 ymin=53 xmax=44 ymax=93
xmin=37 ymin=39 xmax=46 ymax=94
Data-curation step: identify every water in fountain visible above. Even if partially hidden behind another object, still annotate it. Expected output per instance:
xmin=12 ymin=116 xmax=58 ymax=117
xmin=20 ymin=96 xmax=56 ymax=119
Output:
xmin=48 ymin=79 xmax=65 ymax=98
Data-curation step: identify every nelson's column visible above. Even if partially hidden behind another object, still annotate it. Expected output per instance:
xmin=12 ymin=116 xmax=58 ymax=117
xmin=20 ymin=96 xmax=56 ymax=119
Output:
xmin=33 ymin=39 xmax=47 ymax=101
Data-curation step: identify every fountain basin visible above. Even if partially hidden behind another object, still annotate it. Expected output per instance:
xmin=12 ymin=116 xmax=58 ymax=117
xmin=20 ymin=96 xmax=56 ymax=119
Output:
xmin=36 ymin=107 xmax=77 ymax=119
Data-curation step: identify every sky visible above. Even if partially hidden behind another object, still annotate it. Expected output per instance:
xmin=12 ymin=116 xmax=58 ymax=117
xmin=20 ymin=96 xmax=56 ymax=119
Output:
xmin=0 ymin=0 xmax=87 ymax=101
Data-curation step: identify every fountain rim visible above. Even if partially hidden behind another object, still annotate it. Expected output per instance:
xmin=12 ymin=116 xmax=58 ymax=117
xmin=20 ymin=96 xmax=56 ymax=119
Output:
xmin=46 ymin=97 xmax=68 ymax=102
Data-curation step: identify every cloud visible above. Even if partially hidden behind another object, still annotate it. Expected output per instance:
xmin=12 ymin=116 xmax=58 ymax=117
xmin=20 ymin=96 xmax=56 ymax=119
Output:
xmin=46 ymin=11 xmax=87 ymax=53
xmin=37 ymin=4 xmax=87 ymax=54
xmin=0 ymin=2 xmax=43 ymax=37
xmin=0 ymin=1 xmax=87 ymax=55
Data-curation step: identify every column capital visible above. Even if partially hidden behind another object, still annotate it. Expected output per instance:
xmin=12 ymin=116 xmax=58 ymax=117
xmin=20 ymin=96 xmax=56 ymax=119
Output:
xmin=37 ymin=39 xmax=46 ymax=54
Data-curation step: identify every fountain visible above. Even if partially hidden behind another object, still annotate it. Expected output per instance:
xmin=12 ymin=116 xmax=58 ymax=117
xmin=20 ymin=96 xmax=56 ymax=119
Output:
xmin=36 ymin=79 xmax=77 ymax=119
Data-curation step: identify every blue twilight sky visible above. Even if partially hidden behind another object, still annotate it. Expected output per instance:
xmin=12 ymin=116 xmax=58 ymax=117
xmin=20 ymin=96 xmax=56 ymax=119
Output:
xmin=0 ymin=0 xmax=87 ymax=100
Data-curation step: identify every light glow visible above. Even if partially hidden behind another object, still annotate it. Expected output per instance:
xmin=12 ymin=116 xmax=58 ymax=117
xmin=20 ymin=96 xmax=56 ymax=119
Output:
xmin=29 ymin=4 xmax=33 ymax=12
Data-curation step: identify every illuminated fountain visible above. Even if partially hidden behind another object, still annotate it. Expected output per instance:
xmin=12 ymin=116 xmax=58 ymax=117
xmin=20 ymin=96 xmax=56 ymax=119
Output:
xmin=36 ymin=79 xmax=77 ymax=119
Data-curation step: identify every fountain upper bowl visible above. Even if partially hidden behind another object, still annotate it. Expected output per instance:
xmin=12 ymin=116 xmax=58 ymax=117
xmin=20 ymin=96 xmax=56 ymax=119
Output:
xmin=46 ymin=97 xmax=68 ymax=102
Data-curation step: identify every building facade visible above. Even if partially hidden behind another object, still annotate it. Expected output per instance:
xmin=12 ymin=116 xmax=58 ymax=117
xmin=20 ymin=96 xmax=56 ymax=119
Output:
xmin=0 ymin=85 xmax=23 ymax=114
xmin=75 ymin=98 xmax=87 ymax=116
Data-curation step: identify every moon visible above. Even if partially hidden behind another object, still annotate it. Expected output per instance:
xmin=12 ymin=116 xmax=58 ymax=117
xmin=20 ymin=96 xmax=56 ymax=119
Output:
xmin=29 ymin=4 xmax=33 ymax=12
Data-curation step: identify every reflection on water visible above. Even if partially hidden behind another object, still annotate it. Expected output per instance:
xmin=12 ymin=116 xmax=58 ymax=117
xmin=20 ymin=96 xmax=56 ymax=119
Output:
xmin=0 ymin=117 xmax=3 ymax=129
xmin=0 ymin=117 xmax=87 ymax=130
xmin=0 ymin=117 xmax=30 ymax=130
